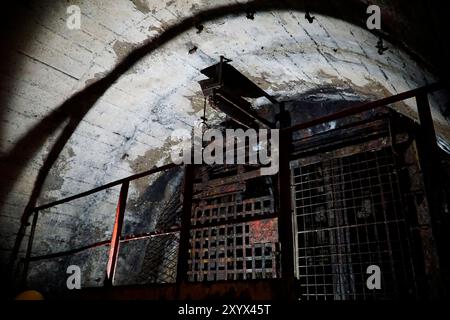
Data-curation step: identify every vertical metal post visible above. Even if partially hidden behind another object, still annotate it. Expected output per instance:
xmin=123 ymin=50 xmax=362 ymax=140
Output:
xmin=8 ymin=207 xmax=34 ymax=291
xmin=105 ymin=181 xmax=129 ymax=286
xmin=176 ymin=164 xmax=194 ymax=287
xmin=415 ymin=92 xmax=446 ymax=297
xmin=218 ymin=56 xmax=224 ymax=86
xmin=277 ymin=104 xmax=296 ymax=299
xmin=416 ymin=93 xmax=441 ymax=178
xmin=21 ymin=210 xmax=39 ymax=287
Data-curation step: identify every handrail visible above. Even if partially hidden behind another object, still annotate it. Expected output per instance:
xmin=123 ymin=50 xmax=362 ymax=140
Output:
xmin=21 ymin=162 xmax=181 ymax=286
xmin=23 ymin=211 xmax=278 ymax=263
xmin=24 ymin=228 xmax=182 ymax=263
xmin=34 ymin=162 xmax=180 ymax=211
xmin=284 ymin=82 xmax=444 ymax=133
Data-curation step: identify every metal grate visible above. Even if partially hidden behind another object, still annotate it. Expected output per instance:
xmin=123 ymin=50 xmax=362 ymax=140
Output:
xmin=188 ymin=195 xmax=279 ymax=281
xmin=292 ymin=147 xmax=417 ymax=300
xmin=114 ymin=170 xmax=183 ymax=286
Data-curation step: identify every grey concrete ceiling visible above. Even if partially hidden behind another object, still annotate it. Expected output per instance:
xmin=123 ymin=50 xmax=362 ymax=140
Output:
xmin=1 ymin=0 xmax=449 ymax=284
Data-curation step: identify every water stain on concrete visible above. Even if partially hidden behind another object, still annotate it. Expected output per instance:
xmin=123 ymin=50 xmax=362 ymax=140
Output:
xmin=128 ymin=138 xmax=180 ymax=194
xmin=130 ymin=0 xmax=151 ymax=14
xmin=41 ymin=146 xmax=75 ymax=196
xmin=184 ymin=91 xmax=206 ymax=115
xmin=113 ymin=40 xmax=137 ymax=61
xmin=84 ymin=72 xmax=107 ymax=87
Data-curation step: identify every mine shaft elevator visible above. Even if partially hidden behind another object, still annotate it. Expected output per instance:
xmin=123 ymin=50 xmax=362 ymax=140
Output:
xmin=16 ymin=60 xmax=448 ymax=300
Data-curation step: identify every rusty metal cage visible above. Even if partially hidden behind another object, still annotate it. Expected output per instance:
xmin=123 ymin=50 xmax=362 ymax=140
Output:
xmin=292 ymin=147 xmax=417 ymax=300
xmin=15 ymin=82 xmax=446 ymax=299
xmin=188 ymin=193 xmax=279 ymax=281
xmin=185 ymin=163 xmax=281 ymax=282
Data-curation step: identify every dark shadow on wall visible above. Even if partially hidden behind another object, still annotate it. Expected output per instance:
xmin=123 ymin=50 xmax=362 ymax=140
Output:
xmin=0 ymin=1 xmax=46 ymax=156
xmin=0 ymin=0 xmax=447 ymax=294
xmin=0 ymin=1 xmax=51 ymax=283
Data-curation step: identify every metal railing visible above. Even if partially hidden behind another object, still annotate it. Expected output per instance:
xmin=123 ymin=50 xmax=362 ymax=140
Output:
xmin=17 ymin=82 xmax=446 ymax=297
xmin=21 ymin=163 xmax=181 ymax=286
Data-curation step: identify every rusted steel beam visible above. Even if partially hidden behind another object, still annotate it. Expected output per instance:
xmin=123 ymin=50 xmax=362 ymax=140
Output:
xmin=105 ymin=181 xmax=129 ymax=286
xmin=191 ymin=212 xmax=278 ymax=229
xmin=62 ymin=279 xmax=288 ymax=300
xmin=192 ymin=181 xmax=245 ymax=199
xmin=213 ymin=90 xmax=275 ymax=129
xmin=176 ymin=165 xmax=195 ymax=284
xmin=35 ymin=163 xmax=178 ymax=211
xmin=285 ymin=82 xmax=443 ymax=134
xmin=200 ymin=58 xmax=278 ymax=105
xmin=21 ymin=210 xmax=39 ymax=286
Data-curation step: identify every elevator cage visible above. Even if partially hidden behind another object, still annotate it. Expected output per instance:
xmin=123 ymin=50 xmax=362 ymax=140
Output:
xmin=292 ymin=147 xmax=416 ymax=300
xmin=289 ymin=108 xmax=431 ymax=300
xmin=183 ymin=107 xmax=432 ymax=299
xmin=19 ymin=102 xmax=447 ymax=300
xmin=188 ymin=166 xmax=279 ymax=282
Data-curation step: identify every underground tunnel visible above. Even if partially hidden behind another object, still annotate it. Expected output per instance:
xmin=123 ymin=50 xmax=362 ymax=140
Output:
xmin=1 ymin=0 xmax=450 ymax=302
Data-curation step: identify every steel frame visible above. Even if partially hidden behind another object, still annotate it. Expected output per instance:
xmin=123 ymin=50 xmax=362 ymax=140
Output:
xmin=15 ymin=82 xmax=447 ymax=300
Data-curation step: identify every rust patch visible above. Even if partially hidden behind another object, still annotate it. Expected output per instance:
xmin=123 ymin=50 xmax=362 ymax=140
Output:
xmin=42 ymin=146 xmax=75 ymax=195
xmin=249 ymin=218 xmax=278 ymax=244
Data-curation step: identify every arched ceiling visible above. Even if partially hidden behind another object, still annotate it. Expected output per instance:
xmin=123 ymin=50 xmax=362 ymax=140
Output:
xmin=1 ymin=0 xmax=449 ymax=280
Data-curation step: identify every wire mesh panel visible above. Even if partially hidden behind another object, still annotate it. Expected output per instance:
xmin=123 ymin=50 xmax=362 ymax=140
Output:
xmin=188 ymin=194 xmax=279 ymax=281
xmin=114 ymin=233 xmax=180 ymax=285
xmin=114 ymin=167 xmax=183 ymax=285
xmin=292 ymin=147 xmax=417 ymax=300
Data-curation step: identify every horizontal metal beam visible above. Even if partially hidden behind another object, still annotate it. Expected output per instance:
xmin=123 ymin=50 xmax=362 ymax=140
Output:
xmin=23 ymin=211 xmax=279 ymax=263
xmin=24 ymin=240 xmax=111 ymax=262
xmin=190 ymin=211 xmax=278 ymax=229
xmin=214 ymin=90 xmax=275 ymax=129
xmin=34 ymin=163 xmax=179 ymax=211
xmin=23 ymin=228 xmax=183 ymax=262
xmin=193 ymin=168 xmax=262 ymax=191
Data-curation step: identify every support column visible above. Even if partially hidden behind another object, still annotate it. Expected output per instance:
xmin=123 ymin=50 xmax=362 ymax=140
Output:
xmin=176 ymin=164 xmax=195 ymax=288
xmin=21 ymin=210 xmax=39 ymax=288
xmin=276 ymin=105 xmax=295 ymax=299
xmin=105 ymin=181 xmax=129 ymax=286
xmin=415 ymin=92 xmax=447 ymax=297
